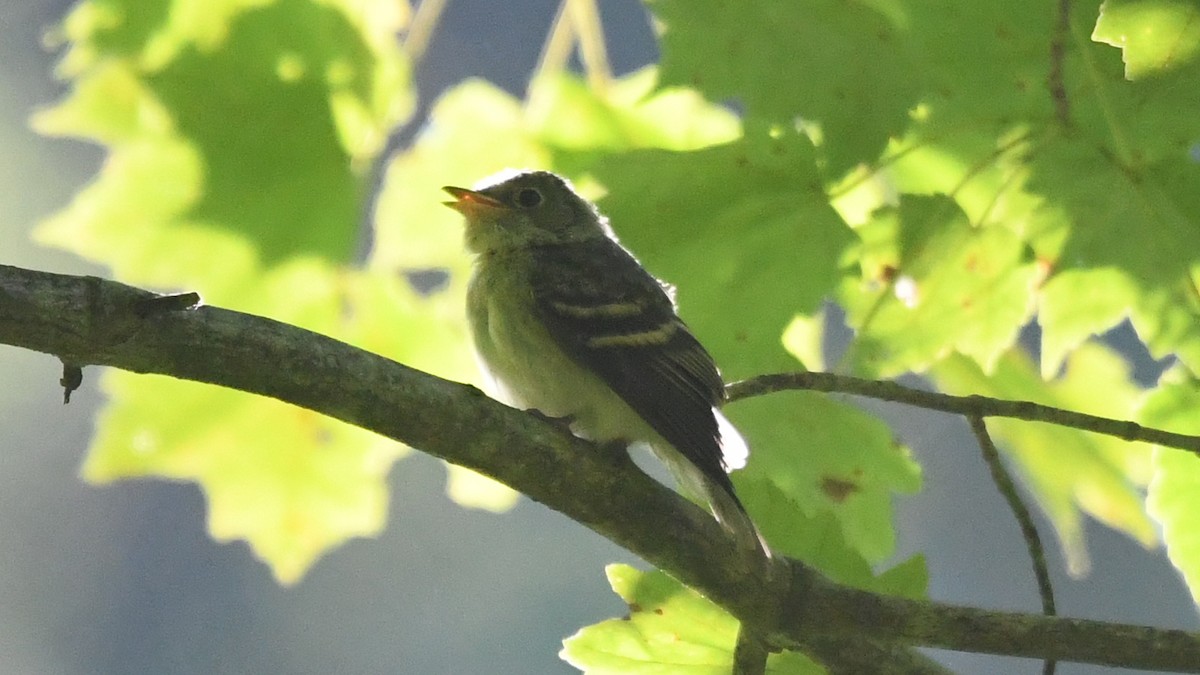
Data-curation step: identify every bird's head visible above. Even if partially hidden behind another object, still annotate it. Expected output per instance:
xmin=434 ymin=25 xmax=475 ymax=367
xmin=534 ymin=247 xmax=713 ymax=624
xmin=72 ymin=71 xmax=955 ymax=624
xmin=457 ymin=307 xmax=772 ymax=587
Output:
xmin=443 ymin=170 xmax=608 ymax=254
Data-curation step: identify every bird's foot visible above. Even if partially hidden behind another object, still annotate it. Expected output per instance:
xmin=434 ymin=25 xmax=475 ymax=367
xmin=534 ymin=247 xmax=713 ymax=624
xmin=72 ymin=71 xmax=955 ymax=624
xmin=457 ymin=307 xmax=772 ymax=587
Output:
xmin=526 ymin=408 xmax=575 ymax=431
xmin=595 ymin=438 xmax=637 ymax=466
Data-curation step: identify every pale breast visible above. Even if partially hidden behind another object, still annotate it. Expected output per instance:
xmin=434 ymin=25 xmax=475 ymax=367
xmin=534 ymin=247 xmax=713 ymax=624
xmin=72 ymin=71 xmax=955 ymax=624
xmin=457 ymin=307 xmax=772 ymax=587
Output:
xmin=467 ymin=254 xmax=659 ymax=444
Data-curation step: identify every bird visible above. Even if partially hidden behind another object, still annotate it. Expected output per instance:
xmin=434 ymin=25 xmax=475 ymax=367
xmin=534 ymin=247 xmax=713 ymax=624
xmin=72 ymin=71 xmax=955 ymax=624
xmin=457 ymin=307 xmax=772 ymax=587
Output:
xmin=443 ymin=169 xmax=767 ymax=557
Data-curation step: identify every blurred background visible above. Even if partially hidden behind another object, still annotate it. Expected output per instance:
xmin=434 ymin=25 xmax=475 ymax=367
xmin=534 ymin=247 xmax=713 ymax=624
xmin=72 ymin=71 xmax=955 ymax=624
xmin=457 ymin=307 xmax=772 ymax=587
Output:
xmin=0 ymin=1 xmax=1196 ymax=673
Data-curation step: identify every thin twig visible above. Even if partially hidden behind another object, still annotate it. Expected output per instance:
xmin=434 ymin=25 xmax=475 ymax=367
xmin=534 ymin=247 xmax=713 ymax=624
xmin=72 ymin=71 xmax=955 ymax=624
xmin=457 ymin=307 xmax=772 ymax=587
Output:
xmin=567 ymin=0 xmax=612 ymax=91
xmin=526 ymin=0 xmax=576 ymax=116
xmin=725 ymin=372 xmax=1200 ymax=455
xmin=1048 ymin=0 xmax=1072 ymax=127
xmin=529 ymin=0 xmax=610 ymax=110
xmin=403 ymin=0 xmax=450 ymax=66
xmin=968 ymin=415 xmax=1057 ymax=675
xmin=533 ymin=1 xmax=575 ymax=84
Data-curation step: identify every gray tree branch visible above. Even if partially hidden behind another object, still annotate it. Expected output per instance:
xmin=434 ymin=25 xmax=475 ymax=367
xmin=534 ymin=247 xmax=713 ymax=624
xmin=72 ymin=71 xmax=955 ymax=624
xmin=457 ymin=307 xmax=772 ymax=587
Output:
xmin=727 ymin=371 xmax=1200 ymax=454
xmin=2 ymin=264 xmax=1198 ymax=673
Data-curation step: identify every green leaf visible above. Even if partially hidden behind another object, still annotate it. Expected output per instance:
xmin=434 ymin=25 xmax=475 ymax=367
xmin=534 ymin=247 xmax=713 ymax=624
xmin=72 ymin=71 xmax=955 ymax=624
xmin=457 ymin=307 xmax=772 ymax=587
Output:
xmin=31 ymin=0 xmax=423 ymax=582
xmin=781 ymin=311 xmax=827 ymax=372
xmin=37 ymin=0 xmax=412 ymax=268
xmin=931 ymin=344 xmax=1156 ymax=575
xmin=649 ymin=0 xmax=920 ymax=175
xmin=1038 ymin=268 xmax=1138 ymax=378
xmin=1143 ymin=371 xmax=1200 ymax=601
xmin=54 ymin=0 xmax=171 ymax=66
xmin=906 ymin=1 xmax=1056 ymax=127
xmin=840 ymin=195 xmax=1039 ymax=377
xmin=1129 ymin=267 xmax=1200 ymax=376
xmin=81 ymin=262 xmax=412 ymax=583
xmin=740 ymin=476 xmax=927 ymax=598
xmin=560 ymin=564 xmax=823 ymax=674
xmin=1028 ymin=138 xmax=1200 ymax=288
xmin=884 ymin=0 xmax=1200 ymax=377
xmin=734 ymin=393 xmax=921 ymax=563
xmin=1026 ymin=1 xmax=1200 ymax=290
xmin=532 ymin=69 xmax=741 ymax=155
xmin=87 ymin=370 xmax=405 ymax=585
xmin=1093 ymin=0 xmax=1200 ymax=79
xmin=145 ymin=0 xmax=407 ymax=263
xmin=1038 ymin=263 xmax=1200 ymax=380
xmin=32 ymin=132 xmax=259 ymax=296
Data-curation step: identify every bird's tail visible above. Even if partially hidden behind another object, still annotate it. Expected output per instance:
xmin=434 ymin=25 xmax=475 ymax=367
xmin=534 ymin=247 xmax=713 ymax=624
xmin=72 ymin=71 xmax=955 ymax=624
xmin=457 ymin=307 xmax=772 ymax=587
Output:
xmin=652 ymin=410 xmax=772 ymax=561
xmin=701 ymin=476 xmax=772 ymax=560
xmin=711 ymin=409 xmax=771 ymax=559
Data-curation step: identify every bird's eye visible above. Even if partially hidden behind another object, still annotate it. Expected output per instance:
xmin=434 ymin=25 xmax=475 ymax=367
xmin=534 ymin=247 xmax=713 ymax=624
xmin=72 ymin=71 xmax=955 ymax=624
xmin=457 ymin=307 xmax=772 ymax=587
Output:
xmin=514 ymin=187 xmax=543 ymax=208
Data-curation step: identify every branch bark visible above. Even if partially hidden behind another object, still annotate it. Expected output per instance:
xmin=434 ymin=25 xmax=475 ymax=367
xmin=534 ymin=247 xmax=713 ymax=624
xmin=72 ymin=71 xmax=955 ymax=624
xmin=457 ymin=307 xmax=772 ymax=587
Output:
xmin=3 ymin=264 xmax=1199 ymax=672
xmin=728 ymin=371 xmax=1200 ymax=454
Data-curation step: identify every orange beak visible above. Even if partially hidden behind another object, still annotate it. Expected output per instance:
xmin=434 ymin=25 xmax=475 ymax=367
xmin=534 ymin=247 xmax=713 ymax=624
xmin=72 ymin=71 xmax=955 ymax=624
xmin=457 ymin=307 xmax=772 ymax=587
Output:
xmin=443 ymin=186 xmax=505 ymax=215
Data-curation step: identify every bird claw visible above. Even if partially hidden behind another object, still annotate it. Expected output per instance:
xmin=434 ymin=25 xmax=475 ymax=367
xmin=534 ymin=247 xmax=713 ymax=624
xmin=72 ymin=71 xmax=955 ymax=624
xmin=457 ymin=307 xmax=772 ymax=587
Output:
xmin=526 ymin=408 xmax=575 ymax=430
xmin=523 ymin=409 xmax=632 ymax=464
xmin=596 ymin=438 xmax=633 ymax=457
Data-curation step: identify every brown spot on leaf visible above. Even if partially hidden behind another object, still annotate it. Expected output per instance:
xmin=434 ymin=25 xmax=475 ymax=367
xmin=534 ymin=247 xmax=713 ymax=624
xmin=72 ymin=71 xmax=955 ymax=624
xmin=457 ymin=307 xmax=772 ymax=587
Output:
xmin=821 ymin=476 xmax=860 ymax=502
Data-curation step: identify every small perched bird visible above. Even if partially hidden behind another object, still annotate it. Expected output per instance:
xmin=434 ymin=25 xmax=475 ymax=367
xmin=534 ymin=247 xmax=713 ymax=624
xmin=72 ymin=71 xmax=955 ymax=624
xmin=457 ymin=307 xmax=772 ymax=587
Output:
xmin=443 ymin=170 xmax=767 ymax=556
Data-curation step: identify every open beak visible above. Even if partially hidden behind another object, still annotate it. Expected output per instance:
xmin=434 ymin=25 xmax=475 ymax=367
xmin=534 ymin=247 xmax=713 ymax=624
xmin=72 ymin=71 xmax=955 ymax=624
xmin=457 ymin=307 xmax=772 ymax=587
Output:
xmin=443 ymin=186 xmax=505 ymax=215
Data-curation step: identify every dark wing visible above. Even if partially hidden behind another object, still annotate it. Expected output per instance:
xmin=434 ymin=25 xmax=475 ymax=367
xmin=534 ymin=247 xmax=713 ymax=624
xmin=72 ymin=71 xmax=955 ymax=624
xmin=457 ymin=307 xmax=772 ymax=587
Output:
xmin=530 ymin=238 xmax=736 ymax=494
